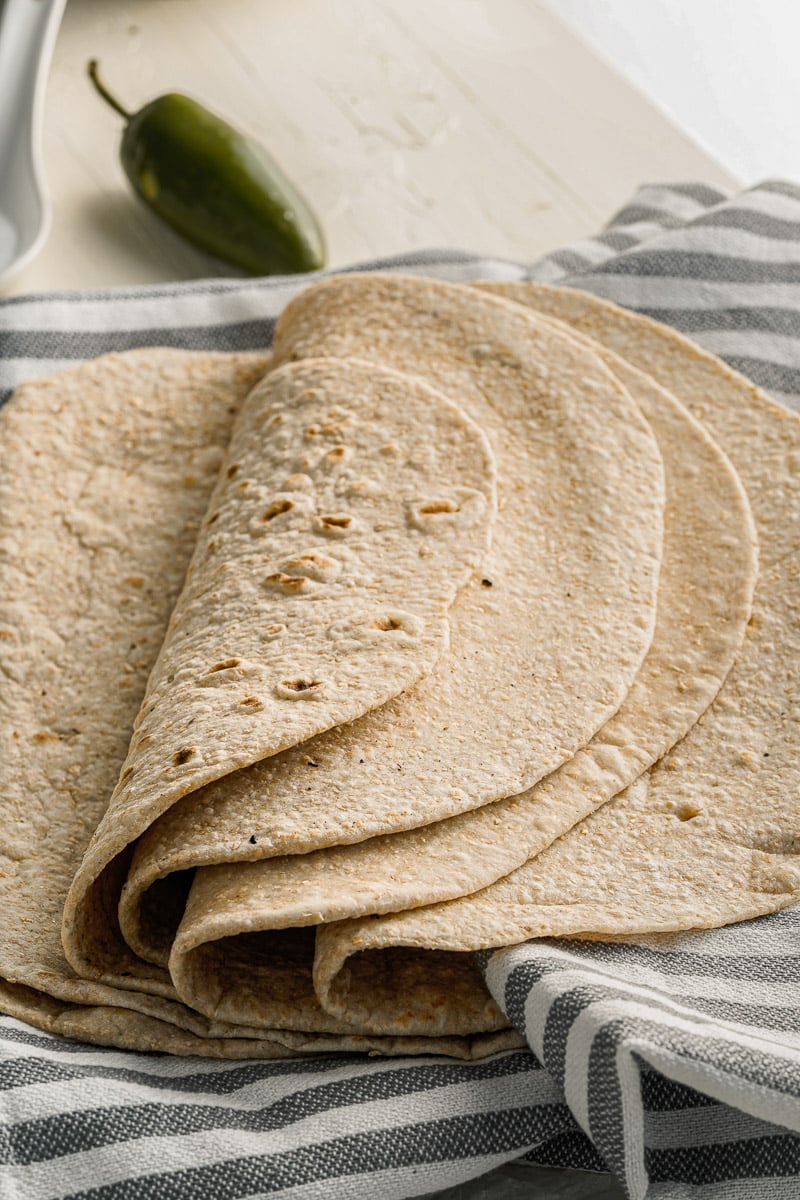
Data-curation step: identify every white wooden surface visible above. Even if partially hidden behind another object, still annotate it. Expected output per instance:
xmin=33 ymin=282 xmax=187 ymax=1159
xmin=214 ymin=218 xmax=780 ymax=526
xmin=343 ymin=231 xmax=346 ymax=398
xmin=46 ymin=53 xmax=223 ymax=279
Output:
xmin=552 ymin=0 xmax=794 ymax=183
xmin=6 ymin=0 xmax=736 ymax=295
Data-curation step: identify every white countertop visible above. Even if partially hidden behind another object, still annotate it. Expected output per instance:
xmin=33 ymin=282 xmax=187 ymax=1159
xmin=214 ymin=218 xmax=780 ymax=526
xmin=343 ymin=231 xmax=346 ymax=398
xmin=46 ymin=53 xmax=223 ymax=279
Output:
xmin=552 ymin=0 xmax=794 ymax=185
xmin=6 ymin=0 xmax=736 ymax=295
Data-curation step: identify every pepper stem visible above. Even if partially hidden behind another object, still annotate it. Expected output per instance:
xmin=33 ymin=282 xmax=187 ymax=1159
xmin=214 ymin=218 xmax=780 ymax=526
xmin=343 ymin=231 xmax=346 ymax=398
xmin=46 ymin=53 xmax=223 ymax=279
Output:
xmin=87 ymin=60 xmax=132 ymax=121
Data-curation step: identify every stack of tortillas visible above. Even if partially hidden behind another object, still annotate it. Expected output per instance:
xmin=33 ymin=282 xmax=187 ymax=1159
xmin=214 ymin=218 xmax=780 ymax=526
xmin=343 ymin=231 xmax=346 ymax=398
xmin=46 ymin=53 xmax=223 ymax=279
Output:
xmin=1 ymin=275 xmax=798 ymax=1059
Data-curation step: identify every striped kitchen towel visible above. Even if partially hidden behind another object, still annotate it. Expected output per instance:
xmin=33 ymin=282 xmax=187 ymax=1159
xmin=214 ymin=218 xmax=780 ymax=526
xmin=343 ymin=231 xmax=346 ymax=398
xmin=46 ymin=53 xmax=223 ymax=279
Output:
xmin=1 ymin=180 xmax=800 ymax=1200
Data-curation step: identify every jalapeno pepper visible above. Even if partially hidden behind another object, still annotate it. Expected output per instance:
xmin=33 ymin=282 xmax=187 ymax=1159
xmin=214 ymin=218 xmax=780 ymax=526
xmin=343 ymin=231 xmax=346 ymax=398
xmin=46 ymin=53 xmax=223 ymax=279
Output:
xmin=88 ymin=60 xmax=325 ymax=277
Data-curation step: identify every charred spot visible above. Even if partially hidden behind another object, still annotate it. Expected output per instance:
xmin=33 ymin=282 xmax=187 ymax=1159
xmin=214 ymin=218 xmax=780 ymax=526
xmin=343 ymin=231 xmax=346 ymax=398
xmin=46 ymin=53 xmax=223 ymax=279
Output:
xmin=293 ymin=552 xmax=327 ymax=567
xmin=320 ymin=514 xmax=351 ymax=530
xmin=420 ymin=500 xmax=458 ymax=515
xmin=264 ymin=572 xmax=309 ymax=592
xmin=206 ymin=511 xmax=220 ymax=527
xmin=226 ymin=463 xmax=240 ymax=479
xmin=239 ymin=696 xmax=265 ymax=711
xmin=173 ymin=747 xmax=196 ymax=766
xmin=481 ymin=578 xmax=493 ymax=588
xmin=282 ymin=552 xmax=338 ymax=582
xmin=210 ymin=658 xmax=241 ymax=672
xmin=283 ymin=679 xmax=321 ymax=694
xmin=262 ymin=498 xmax=294 ymax=522
xmin=373 ymin=616 xmax=402 ymax=631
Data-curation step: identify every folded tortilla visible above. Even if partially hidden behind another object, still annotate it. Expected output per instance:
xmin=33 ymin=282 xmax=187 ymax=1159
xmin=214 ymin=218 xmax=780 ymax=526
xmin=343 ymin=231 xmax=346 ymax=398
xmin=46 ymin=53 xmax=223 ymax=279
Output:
xmin=1 ymin=278 xmax=788 ymax=1056
xmin=62 ymin=277 xmax=664 ymax=1011
xmin=167 ymin=305 xmax=755 ymax=995
xmin=63 ymin=353 xmax=498 ymax=973
xmin=291 ymin=284 xmax=800 ymax=1034
xmin=0 ymin=345 xmax=519 ymax=1057
xmin=160 ymin=279 xmax=757 ymax=1034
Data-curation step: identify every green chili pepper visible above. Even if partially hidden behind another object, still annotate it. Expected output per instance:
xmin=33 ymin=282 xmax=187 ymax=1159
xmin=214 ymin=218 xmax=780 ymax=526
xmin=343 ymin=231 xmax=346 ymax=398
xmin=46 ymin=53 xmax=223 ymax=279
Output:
xmin=87 ymin=60 xmax=325 ymax=276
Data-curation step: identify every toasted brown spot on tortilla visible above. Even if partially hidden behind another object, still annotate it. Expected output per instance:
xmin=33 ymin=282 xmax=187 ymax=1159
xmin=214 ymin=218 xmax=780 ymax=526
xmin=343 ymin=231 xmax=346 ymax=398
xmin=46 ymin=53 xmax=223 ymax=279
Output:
xmin=373 ymin=616 xmax=402 ymax=631
xmin=283 ymin=552 xmax=339 ymax=581
xmin=264 ymin=572 xmax=311 ymax=593
xmin=280 ymin=678 xmax=322 ymax=696
xmin=319 ymin=514 xmax=351 ymax=531
xmin=419 ymin=500 xmax=459 ymax=515
xmin=261 ymin=499 xmax=294 ymax=522
xmin=210 ymin=659 xmax=241 ymax=673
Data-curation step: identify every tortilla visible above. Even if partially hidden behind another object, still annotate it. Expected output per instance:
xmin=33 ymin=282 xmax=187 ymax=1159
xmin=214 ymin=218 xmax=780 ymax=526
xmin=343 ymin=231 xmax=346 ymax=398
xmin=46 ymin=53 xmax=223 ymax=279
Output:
xmin=294 ymin=285 xmax=800 ymax=1035
xmin=165 ymin=327 xmax=755 ymax=1017
xmin=3 ymin=277 xmax=790 ymax=1057
xmin=65 ymin=275 xmax=664 ymax=996
xmin=64 ymin=355 xmax=498 ymax=966
xmin=0 ymin=345 xmax=522 ymax=1058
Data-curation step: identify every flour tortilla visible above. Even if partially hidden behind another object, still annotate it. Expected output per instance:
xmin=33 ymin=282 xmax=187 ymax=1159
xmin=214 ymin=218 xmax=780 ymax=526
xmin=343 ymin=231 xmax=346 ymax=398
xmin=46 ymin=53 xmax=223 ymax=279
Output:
xmin=63 ymin=356 xmax=497 ymax=967
xmin=5 ymin=282 xmax=784 ymax=1056
xmin=295 ymin=287 xmax=800 ymax=1035
xmin=0 ymin=346 xmax=519 ymax=1058
xmin=92 ymin=274 xmax=663 ymax=986
xmin=111 ymin=355 xmax=498 ymax=832
xmin=166 ymin=322 xmax=755 ymax=1015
